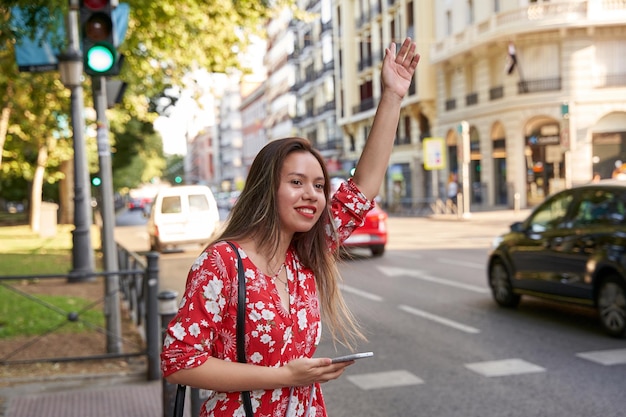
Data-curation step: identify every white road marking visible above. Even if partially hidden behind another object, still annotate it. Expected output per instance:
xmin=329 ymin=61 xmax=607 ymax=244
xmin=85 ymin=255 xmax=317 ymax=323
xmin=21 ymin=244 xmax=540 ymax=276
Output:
xmin=347 ymin=370 xmax=424 ymax=390
xmin=398 ymin=304 xmax=480 ymax=334
xmin=340 ymin=284 xmax=384 ymax=302
xmin=465 ymin=359 xmax=546 ymax=377
xmin=378 ymin=266 xmax=488 ymax=294
xmin=576 ymin=348 xmax=626 ymax=365
xmin=436 ymin=257 xmax=484 ymax=269
xmin=393 ymin=252 xmax=423 ymax=260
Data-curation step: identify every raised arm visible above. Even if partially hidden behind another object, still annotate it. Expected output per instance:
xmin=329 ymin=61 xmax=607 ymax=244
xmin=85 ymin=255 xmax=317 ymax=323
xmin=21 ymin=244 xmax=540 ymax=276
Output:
xmin=351 ymin=37 xmax=420 ymax=201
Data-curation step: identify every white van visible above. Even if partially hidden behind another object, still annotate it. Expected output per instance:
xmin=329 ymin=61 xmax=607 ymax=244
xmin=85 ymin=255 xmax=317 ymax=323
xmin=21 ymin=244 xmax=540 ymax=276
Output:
xmin=146 ymin=185 xmax=220 ymax=252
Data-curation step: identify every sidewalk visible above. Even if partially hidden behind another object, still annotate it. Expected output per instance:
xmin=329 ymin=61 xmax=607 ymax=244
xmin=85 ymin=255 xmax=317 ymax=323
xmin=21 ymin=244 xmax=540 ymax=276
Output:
xmin=0 ymin=208 xmax=530 ymax=417
xmin=0 ymin=374 xmax=164 ymax=417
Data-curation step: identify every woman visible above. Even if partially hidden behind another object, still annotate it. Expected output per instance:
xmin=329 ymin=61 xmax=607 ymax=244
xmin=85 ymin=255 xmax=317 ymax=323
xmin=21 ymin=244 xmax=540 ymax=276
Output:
xmin=161 ymin=37 xmax=420 ymax=417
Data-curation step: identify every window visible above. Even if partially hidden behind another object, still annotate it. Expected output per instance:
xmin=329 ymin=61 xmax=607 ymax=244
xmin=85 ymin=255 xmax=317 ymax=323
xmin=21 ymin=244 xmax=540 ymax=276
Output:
xmin=529 ymin=193 xmax=573 ymax=232
xmin=161 ymin=196 xmax=182 ymax=214
xmin=189 ymin=194 xmax=209 ymax=212
xmin=467 ymin=0 xmax=474 ymax=24
xmin=573 ymin=190 xmax=626 ymax=226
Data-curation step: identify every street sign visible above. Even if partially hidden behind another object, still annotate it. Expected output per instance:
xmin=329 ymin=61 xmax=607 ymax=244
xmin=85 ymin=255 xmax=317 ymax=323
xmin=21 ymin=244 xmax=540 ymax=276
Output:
xmin=423 ymin=137 xmax=446 ymax=170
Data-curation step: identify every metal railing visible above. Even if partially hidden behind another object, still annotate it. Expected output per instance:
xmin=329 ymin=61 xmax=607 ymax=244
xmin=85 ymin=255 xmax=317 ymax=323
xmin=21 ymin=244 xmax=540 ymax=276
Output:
xmin=0 ymin=247 xmax=161 ymax=381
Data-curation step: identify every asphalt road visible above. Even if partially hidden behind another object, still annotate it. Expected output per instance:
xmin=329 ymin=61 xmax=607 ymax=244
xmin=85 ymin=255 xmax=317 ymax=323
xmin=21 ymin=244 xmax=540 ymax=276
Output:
xmin=114 ymin=208 xmax=626 ymax=417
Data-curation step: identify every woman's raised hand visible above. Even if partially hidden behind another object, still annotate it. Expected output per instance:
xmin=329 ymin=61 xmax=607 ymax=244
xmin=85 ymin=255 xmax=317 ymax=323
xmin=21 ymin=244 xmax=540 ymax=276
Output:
xmin=382 ymin=37 xmax=420 ymax=100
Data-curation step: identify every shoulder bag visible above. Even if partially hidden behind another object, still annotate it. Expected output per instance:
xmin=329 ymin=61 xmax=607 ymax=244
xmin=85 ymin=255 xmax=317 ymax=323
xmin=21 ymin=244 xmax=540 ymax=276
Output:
xmin=172 ymin=241 xmax=254 ymax=417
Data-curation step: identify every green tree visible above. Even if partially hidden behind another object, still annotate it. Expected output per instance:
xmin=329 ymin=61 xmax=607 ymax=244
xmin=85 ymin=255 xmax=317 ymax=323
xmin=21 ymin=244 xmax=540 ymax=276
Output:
xmin=1 ymin=0 xmax=279 ymax=228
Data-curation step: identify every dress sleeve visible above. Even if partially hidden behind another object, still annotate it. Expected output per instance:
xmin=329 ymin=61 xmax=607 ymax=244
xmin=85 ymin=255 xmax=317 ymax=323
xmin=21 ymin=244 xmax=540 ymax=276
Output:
xmin=160 ymin=242 xmax=239 ymax=377
xmin=328 ymin=178 xmax=375 ymax=248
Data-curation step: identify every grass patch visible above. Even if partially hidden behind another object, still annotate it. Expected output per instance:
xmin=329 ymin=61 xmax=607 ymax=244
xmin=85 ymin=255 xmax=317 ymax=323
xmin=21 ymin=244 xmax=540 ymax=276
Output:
xmin=0 ymin=284 xmax=105 ymax=338
xmin=0 ymin=224 xmax=104 ymax=339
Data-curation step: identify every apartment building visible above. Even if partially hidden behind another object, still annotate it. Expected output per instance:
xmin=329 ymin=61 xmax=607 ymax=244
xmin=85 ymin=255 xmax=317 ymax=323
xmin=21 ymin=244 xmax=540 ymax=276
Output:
xmin=264 ymin=7 xmax=297 ymax=140
xmin=290 ymin=0 xmax=344 ymax=174
xmin=432 ymin=0 xmax=626 ymax=209
xmin=334 ymin=0 xmax=437 ymax=211
xmin=218 ymin=75 xmax=246 ymax=191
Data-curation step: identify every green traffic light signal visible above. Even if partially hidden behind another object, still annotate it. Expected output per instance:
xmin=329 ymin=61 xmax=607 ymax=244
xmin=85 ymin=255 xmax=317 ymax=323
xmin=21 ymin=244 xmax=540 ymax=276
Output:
xmin=86 ymin=44 xmax=115 ymax=73
xmin=80 ymin=0 xmax=119 ymax=76
xmin=92 ymin=176 xmax=102 ymax=186
xmin=174 ymin=176 xmax=182 ymax=184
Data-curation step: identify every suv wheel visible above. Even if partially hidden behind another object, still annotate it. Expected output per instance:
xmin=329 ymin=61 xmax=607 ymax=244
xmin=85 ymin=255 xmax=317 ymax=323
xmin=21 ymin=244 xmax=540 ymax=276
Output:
xmin=489 ymin=259 xmax=521 ymax=308
xmin=596 ymin=275 xmax=626 ymax=338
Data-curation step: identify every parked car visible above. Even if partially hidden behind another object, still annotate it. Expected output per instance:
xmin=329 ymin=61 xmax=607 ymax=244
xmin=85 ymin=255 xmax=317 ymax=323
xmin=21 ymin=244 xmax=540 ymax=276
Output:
xmin=127 ymin=198 xmax=145 ymax=211
xmin=487 ymin=180 xmax=626 ymax=338
xmin=331 ymin=178 xmax=388 ymax=257
xmin=146 ymin=185 xmax=220 ymax=252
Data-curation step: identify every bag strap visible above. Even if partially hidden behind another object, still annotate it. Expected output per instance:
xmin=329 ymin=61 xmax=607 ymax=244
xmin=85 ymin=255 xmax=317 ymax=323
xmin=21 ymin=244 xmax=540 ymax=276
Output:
xmin=226 ymin=241 xmax=254 ymax=417
xmin=173 ymin=384 xmax=186 ymax=417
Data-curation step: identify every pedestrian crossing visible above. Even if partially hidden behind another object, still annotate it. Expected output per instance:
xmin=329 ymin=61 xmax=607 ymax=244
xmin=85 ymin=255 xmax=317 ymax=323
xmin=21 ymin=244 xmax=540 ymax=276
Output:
xmin=344 ymin=348 xmax=626 ymax=390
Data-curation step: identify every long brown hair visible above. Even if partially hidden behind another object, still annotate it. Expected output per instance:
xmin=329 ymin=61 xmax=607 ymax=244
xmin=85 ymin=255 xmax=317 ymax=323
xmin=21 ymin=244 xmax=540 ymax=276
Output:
xmin=216 ymin=137 xmax=364 ymax=348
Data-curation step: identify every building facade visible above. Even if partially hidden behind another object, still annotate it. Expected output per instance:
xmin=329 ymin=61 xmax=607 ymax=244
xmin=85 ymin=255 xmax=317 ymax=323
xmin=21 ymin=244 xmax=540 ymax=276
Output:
xmin=290 ymin=0 xmax=344 ymax=175
xmin=432 ymin=0 xmax=626 ymax=209
xmin=334 ymin=0 xmax=437 ymax=211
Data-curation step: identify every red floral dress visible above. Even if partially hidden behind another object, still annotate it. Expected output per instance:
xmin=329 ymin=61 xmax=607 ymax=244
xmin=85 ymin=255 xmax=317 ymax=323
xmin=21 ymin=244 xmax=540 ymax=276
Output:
xmin=161 ymin=179 xmax=373 ymax=417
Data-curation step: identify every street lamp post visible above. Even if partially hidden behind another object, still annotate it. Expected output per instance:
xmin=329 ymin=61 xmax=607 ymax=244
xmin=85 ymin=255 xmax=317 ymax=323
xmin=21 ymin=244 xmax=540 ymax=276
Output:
xmin=58 ymin=43 xmax=95 ymax=281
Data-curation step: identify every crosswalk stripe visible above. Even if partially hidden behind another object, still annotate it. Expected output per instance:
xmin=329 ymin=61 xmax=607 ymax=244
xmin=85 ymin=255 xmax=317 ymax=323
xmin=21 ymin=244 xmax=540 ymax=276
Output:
xmin=399 ymin=304 xmax=480 ymax=334
xmin=576 ymin=348 xmax=626 ymax=365
xmin=464 ymin=358 xmax=546 ymax=377
xmin=347 ymin=370 xmax=424 ymax=390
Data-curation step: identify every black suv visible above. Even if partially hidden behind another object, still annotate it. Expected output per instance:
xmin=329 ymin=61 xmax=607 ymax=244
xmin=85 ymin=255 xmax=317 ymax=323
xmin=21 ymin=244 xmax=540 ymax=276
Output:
xmin=487 ymin=180 xmax=626 ymax=338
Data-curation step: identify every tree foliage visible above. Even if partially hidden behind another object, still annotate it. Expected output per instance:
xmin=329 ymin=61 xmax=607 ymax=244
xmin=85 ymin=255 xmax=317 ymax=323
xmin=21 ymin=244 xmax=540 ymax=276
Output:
xmin=1 ymin=0 xmax=277 ymax=211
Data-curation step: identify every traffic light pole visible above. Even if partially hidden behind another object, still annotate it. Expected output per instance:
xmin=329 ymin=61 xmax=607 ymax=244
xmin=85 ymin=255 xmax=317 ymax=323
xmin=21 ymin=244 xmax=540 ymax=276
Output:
xmin=92 ymin=76 xmax=122 ymax=354
xmin=61 ymin=4 xmax=95 ymax=281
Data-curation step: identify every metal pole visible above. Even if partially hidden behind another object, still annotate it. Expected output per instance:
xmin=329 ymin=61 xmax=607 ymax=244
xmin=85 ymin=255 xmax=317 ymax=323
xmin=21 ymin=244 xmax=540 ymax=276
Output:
xmin=146 ymin=252 xmax=161 ymax=381
xmin=92 ymin=76 xmax=122 ymax=353
xmin=460 ymin=121 xmax=471 ymax=219
xmin=63 ymin=6 xmax=95 ymax=282
xmin=159 ymin=289 xmax=179 ymax=417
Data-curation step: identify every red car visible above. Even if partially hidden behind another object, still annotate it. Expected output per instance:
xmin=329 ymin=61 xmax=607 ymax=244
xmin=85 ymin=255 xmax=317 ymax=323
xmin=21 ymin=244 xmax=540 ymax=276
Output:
xmin=331 ymin=178 xmax=388 ymax=257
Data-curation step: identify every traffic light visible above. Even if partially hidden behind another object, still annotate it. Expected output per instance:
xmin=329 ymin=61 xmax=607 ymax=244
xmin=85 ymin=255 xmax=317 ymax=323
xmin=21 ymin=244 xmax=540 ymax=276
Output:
xmin=79 ymin=0 xmax=120 ymax=76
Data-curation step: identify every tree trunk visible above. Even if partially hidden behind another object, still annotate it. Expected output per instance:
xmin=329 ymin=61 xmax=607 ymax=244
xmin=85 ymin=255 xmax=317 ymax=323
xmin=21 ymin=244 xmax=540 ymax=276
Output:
xmin=0 ymin=106 xmax=10 ymax=168
xmin=59 ymin=159 xmax=74 ymax=224
xmin=29 ymin=142 xmax=48 ymax=233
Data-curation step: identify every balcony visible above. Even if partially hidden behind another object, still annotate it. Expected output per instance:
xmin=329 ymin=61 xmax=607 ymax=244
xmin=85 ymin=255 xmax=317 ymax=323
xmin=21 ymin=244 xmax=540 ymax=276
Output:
xmin=518 ymin=77 xmax=561 ymax=94
xmin=465 ymin=92 xmax=478 ymax=106
xmin=431 ymin=1 xmax=626 ymax=63
xmin=489 ymin=85 xmax=504 ymax=100
xmin=445 ymin=98 xmax=456 ymax=111
xmin=352 ymin=97 xmax=375 ymax=115
xmin=595 ymin=72 xmax=626 ymax=88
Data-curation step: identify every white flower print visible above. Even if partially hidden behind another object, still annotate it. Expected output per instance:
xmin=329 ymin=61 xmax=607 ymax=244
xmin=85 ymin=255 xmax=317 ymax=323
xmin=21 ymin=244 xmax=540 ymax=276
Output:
xmin=297 ymin=309 xmax=308 ymax=331
xmin=191 ymin=251 xmax=209 ymax=271
xmin=203 ymin=278 xmax=224 ymax=301
xmin=304 ymin=293 xmax=320 ymax=318
xmin=171 ymin=322 xmax=186 ymax=340
xmin=163 ymin=333 xmax=174 ymax=347
xmin=261 ymin=308 xmax=275 ymax=321
xmin=188 ymin=322 xmax=201 ymax=337
xmin=250 ymin=351 xmax=263 ymax=363
xmin=249 ymin=309 xmax=262 ymax=322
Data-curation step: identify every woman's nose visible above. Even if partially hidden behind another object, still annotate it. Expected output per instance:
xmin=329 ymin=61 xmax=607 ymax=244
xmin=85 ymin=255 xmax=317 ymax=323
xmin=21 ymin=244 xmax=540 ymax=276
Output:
xmin=302 ymin=184 xmax=318 ymax=200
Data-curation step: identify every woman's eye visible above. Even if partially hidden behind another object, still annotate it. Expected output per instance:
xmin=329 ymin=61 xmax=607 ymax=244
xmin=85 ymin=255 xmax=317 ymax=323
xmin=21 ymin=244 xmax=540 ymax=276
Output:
xmin=315 ymin=183 xmax=325 ymax=189
xmin=291 ymin=179 xmax=302 ymax=185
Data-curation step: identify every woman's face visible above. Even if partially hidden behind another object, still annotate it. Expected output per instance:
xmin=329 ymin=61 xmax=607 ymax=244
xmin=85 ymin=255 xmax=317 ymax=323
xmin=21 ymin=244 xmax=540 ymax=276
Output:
xmin=277 ymin=151 xmax=327 ymax=235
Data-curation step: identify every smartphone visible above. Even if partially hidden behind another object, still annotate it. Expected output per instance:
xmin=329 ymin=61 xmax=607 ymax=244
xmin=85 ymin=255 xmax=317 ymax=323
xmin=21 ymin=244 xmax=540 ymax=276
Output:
xmin=331 ymin=351 xmax=374 ymax=363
